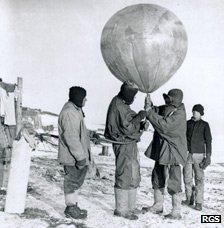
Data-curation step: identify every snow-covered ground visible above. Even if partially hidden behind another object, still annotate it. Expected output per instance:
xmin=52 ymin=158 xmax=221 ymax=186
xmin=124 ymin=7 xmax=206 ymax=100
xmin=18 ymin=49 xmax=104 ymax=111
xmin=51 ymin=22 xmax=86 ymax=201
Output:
xmin=0 ymin=130 xmax=223 ymax=228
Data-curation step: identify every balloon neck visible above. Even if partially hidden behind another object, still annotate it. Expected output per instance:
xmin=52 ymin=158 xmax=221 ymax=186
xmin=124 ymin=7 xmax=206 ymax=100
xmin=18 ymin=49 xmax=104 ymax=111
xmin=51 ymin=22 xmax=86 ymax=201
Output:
xmin=144 ymin=93 xmax=151 ymax=110
xmin=146 ymin=93 xmax=150 ymax=98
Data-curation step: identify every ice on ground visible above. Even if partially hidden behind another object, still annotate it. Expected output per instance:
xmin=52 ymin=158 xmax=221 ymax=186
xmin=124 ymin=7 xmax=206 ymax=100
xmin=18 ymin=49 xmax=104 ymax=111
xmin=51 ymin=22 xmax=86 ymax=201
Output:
xmin=1 ymin=122 xmax=223 ymax=227
xmin=0 ymin=135 xmax=224 ymax=228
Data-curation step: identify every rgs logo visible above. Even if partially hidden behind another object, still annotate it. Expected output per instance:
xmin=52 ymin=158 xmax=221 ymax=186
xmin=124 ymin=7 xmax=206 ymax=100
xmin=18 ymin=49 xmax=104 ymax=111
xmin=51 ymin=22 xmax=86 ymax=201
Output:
xmin=201 ymin=215 xmax=221 ymax=223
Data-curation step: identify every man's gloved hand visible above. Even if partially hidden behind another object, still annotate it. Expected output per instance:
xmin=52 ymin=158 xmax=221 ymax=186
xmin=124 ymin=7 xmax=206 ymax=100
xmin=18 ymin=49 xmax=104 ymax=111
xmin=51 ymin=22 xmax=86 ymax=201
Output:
xmin=140 ymin=121 xmax=150 ymax=131
xmin=91 ymin=131 xmax=101 ymax=145
xmin=7 ymin=145 xmax=12 ymax=149
xmin=199 ymin=156 xmax=211 ymax=169
xmin=0 ymin=117 xmax=4 ymax=125
xmin=76 ymin=158 xmax=87 ymax=170
xmin=132 ymin=110 xmax=147 ymax=125
xmin=144 ymin=94 xmax=153 ymax=111
xmin=138 ymin=110 xmax=147 ymax=120
xmin=92 ymin=131 xmax=100 ymax=140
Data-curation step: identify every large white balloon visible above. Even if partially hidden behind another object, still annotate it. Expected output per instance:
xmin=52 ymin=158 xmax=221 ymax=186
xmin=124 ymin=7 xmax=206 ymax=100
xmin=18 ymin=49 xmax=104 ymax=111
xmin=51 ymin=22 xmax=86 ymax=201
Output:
xmin=101 ymin=4 xmax=188 ymax=93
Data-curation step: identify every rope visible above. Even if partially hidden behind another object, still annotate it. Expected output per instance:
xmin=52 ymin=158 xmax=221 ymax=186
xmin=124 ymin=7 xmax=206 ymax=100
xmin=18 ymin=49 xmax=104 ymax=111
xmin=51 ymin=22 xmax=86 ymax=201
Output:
xmin=43 ymin=138 xmax=58 ymax=147
xmin=38 ymin=133 xmax=58 ymax=139
xmin=35 ymin=133 xmax=58 ymax=147
xmin=35 ymin=128 xmax=144 ymax=148
xmin=97 ymin=133 xmax=137 ymax=145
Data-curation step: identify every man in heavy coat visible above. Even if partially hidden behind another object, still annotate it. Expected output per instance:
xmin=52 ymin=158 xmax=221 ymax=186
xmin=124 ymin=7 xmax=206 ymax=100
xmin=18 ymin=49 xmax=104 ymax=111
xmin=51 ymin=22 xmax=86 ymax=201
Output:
xmin=104 ymin=81 xmax=148 ymax=220
xmin=58 ymin=86 xmax=98 ymax=219
xmin=144 ymin=89 xmax=188 ymax=219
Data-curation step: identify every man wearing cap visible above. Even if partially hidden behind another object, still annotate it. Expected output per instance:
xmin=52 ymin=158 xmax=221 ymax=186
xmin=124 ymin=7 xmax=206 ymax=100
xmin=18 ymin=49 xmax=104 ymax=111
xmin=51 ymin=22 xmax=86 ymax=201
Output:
xmin=104 ymin=81 xmax=148 ymax=220
xmin=144 ymin=89 xmax=188 ymax=219
xmin=58 ymin=86 xmax=99 ymax=219
xmin=182 ymin=104 xmax=212 ymax=211
xmin=142 ymin=93 xmax=176 ymax=215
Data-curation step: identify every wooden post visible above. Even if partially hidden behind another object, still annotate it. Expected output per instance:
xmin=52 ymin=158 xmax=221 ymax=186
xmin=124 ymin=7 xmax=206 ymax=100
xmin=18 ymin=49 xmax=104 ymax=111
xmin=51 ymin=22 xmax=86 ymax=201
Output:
xmin=15 ymin=77 xmax=23 ymax=136
xmin=5 ymin=136 xmax=32 ymax=213
xmin=101 ymin=146 xmax=109 ymax=156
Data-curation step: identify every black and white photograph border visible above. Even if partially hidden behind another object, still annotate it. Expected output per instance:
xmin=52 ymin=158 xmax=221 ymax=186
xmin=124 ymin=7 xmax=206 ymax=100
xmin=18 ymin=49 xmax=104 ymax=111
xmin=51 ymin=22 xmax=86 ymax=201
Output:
xmin=0 ymin=0 xmax=224 ymax=227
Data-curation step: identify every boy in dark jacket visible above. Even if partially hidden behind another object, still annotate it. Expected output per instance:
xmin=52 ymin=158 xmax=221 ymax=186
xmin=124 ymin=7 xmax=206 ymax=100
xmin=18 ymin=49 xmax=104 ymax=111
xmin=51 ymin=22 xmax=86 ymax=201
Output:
xmin=182 ymin=104 xmax=212 ymax=211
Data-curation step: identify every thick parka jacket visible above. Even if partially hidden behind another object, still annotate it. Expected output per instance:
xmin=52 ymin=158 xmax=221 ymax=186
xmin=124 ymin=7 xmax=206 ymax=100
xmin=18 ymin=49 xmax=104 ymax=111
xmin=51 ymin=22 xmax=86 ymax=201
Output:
xmin=58 ymin=101 xmax=92 ymax=166
xmin=187 ymin=118 xmax=212 ymax=155
xmin=104 ymin=96 xmax=143 ymax=189
xmin=104 ymin=96 xmax=143 ymax=143
xmin=146 ymin=103 xmax=188 ymax=166
xmin=147 ymin=104 xmax=176 ymax=162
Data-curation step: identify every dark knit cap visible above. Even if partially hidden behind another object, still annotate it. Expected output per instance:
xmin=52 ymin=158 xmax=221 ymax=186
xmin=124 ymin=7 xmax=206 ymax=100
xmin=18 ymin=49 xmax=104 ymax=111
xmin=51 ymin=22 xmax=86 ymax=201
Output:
xmin=192 ymin=104 xmax=204 ymax=116
xmin=118 ymin=81 xmax=138 ymax=105
xmin=163 ymin=89 xmax=183 ymax=107
xmin=69 ymin=86 xmax=86 ymax=108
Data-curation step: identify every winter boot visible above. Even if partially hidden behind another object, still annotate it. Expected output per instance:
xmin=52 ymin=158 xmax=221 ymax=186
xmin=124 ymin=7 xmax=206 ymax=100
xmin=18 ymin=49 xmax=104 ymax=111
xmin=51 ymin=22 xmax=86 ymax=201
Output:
xmin=128 ymin=188 xmax=141 ymax=214
xmin=181 ymin=199 xmax=192 ymax=206
xmin=181 ymin=197 xmax=194 ymax=206
xmin=114 ymin=188 xmax=138 ymax=220
xmin=142 ymin=189 xmax=164 ymax=214
xmin=64 ymin=204 xmax=87 ymax=219
xmin=194 ymin=203 xmax=202 ymax=211
xmin=74 ymin=203 xmax=87 ymax=215
xmin=65 ymin=191 xmax=87 ymax=216
xmin=164 ymin=193 xmax=182 ymax=219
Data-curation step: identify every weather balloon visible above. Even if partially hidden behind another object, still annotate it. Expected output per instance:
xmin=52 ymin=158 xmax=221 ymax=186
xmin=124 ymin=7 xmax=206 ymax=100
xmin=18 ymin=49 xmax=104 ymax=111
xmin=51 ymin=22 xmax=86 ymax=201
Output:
xmin=101 ymin=4 xmax=188 ymax=93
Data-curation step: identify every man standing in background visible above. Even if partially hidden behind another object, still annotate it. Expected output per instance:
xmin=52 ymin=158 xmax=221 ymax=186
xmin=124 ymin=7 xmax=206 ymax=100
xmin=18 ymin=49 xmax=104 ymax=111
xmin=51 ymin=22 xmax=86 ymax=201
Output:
xmin=182 ymin=104 xmax=212 ymax=211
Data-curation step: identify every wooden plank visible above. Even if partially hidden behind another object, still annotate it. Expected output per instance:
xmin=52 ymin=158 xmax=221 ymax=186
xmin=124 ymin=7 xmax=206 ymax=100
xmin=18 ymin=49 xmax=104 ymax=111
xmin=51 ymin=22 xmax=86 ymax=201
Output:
xmin=15 ymin=77 xmax=23 ymax=136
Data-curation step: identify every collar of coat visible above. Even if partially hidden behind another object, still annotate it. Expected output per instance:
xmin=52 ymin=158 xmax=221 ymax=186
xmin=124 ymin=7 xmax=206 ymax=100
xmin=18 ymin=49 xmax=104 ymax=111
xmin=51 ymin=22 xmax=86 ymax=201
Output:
xmin=191 ymin=117 xmax=202 ymax=122
xmin=116 ymin=95 xmax=129 ymax=106
xmin=67 ymin=101 xmax=81 ymax=110
xmin=166 ymin=103 xmax=185 ymax=116
xmin=66 ymin=101 xmax=85 ymax=117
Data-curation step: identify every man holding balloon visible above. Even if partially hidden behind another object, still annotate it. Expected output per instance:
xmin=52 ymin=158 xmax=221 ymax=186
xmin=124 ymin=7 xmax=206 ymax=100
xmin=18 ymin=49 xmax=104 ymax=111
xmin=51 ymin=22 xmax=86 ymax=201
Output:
xmin=104 ymin=81 xmax=149 ymax=220
xmin=143 ymin=89 xmax=188 ymax=219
